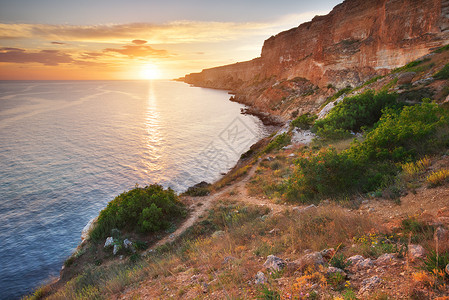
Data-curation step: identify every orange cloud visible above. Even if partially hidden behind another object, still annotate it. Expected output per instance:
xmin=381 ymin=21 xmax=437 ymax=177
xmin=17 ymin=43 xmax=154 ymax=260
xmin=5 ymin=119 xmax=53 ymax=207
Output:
xmin=104 ymin=44 xmax=168 ymax=58
xmin=132 ymin=39 xmax=147 ymax=45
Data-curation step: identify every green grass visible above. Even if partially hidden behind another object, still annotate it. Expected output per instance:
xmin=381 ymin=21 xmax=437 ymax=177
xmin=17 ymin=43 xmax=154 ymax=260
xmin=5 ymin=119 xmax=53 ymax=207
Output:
xmin=434 ymin=63 xmax=449 ymax=80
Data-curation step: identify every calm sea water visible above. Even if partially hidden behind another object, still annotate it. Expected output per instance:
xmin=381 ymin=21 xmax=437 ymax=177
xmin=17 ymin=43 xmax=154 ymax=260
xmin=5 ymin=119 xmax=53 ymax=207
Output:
xmin=0 ymin=80 xmax=268 ymax=299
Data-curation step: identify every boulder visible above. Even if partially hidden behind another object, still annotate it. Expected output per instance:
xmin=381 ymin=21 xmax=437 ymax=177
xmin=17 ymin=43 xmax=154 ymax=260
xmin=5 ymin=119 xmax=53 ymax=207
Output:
xmin=113 ymin=244 xmax=119 ymax=255
xmin=358 ymin=258 xmax=374 ymax=269
xmin=446 ymin=264 xmax=449 ymax=276
xmin=255 ymin=271 xmax=267 ymax=284
xmin=408 ymin=244 xmax=426 ymax=261
xmin=347 ymin=255 xmax=364 ymax=265
xmin=358 ymin=276 xmax=382 ymax=295
xmin=397 ymin=72 xmax=416 ymax=85
xmin=320 ymin=248 xmax=335 ymax=259
xmin=123 ymin=239 xmax=136 ymax=253
xmin=290 ymin=252 xmax=325 ymax=271
xmin=375 ymin=253 xmax=397 ymax=266
xmin=263 ymin=255 xmax=286 ymax=272
xmin=326 ymin=266 xmax=346 ymax=278
xmin=104 ymin=237 xmax=114 ymax=248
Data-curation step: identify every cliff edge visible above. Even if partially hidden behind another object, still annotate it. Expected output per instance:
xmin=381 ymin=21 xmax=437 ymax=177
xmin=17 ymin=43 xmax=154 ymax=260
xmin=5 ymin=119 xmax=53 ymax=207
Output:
xmin=184 ymin=0 xmax=449 ymax=118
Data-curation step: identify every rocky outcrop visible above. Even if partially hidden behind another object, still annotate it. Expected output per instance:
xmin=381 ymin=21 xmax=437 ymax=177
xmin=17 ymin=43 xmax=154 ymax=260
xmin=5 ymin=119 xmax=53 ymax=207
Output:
xmin=184 ymin=0 xmax=449 ymax=115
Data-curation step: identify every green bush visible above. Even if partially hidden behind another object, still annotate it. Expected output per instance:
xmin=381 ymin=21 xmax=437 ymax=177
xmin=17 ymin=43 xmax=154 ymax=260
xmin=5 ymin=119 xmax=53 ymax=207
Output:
xmin=90 ymin=184 xmax=186 ymax=241
xmin=347 ymin=101 xmax=449 ymax=163
xmin=434 ymin=63 xmax=449 ymax=80
xmin=263 ymin=133 xmax=291 ymax=153
xmin=283 ymin=148 xmax=367 ymax=202
xmin=314 ymin=90 xmax=398 ymax=140
xmin=290 ymin=113 xmax=317 ymax=130
xmin=283 ymin=101 xmax=449 ymax=203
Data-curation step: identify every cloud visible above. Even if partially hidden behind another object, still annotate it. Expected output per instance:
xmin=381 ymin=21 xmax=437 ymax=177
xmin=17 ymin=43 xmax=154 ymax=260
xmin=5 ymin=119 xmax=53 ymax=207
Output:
xmin=0 ymin=47 xmax=73 ymax=65
xmin=51 ymin=41 xmax=66 ymax=45
xmin=104 ymin=44 xmax=168 ymax=58
xmin=0 ymin=12 xmax=322 ymax=44
xmin=132 ymin=39 xmax=147 ymax=45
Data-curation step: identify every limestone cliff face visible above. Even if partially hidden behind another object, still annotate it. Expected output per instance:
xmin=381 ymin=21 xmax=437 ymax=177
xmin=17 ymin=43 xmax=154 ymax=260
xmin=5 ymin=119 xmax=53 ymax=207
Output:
xmin=185 ymin=0 xmax=449 ymax=90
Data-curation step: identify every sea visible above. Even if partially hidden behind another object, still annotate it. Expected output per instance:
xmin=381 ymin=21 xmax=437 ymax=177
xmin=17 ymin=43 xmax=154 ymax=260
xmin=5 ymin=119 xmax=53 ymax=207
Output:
xmin=0 ymin=80 xmax=269 ymax=299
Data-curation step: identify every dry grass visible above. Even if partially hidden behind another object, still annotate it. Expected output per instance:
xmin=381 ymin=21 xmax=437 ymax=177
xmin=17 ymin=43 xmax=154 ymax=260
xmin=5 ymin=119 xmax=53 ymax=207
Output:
xmin=426 ymin=168 xmax=449 ymax=187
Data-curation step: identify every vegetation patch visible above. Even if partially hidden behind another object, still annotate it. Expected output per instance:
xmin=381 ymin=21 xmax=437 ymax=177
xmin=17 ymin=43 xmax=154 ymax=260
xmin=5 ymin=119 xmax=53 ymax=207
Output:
xmin=434 ymin=63 xmax=449 ymax=80
xmin=90 ymin=184 xmax=186 ymax=241
xmin=314 ymin=90 xmax=399 ymax=140
xmin=290 ymin=113 xmax=317 ymax=130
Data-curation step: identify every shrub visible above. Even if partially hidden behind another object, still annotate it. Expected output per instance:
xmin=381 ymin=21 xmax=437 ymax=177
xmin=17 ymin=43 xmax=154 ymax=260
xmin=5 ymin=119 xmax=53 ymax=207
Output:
xmin=283 ymin=148 xmax=367 ymax=202
xmin=290 ymin=113 xmax=317 ymax=130
xmin=421 ymin=250 xmax=449 ymax=281
xmin=330 ymin=253 xmax=351 ymax=271
xmin=434 ymin=63 xmax=449 ymax=80
xmin=314 ymin=90 xmax=398 ymax=140
xmin=320 ymin=86 xmax=352 ymax=109
xmin=90 ymin=184 xmax=186 ymax=241
xmin=402 ymin=157 xmax=431 ymax=177
xmin=427 ymin=169 xmax=449 ymax=187
xmin=263 ymin=133 xmax=291 ymax=153
xmin=347 ymin=101 xmax=449 ymax=163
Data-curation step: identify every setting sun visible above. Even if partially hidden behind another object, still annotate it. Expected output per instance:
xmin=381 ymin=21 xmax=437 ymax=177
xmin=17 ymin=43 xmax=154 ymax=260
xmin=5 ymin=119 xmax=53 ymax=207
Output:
xmin=140 ymin=65 xmax=161 ymax=80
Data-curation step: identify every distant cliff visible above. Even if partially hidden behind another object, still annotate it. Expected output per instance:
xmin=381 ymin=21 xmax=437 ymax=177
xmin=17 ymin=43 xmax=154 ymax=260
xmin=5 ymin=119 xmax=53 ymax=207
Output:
xmin=185 ymin=0 xmax=449 ymax=111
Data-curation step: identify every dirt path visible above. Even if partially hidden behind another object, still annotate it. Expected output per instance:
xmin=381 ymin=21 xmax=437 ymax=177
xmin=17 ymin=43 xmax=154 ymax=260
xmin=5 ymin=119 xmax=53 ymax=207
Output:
xmin=145 ymin=160 xmax=290 ymax=252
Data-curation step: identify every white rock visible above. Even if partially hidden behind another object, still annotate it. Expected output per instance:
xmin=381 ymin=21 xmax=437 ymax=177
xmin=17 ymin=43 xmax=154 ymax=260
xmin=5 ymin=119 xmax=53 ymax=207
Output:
xmin=81 ymin=217 xmax=97 ymax=242
xmin=408 ymin=244 xmax=426 ymax=261
xmin=263 ymin=255 xmax=286 ymax=271
xmin=347 ymin=255 xmax=364 ymax=265
xmin=255 ymin=271 xmax=267 ymax=284
xmin=113 ymin=244 xmax=119 ymax=255
xmin=104 ymin=237 xmax=114 ymax=248
xmin=359 ymin=276 xmax=381 ymax=295
xmin=376 ymin=253 xmax=397 ymax=265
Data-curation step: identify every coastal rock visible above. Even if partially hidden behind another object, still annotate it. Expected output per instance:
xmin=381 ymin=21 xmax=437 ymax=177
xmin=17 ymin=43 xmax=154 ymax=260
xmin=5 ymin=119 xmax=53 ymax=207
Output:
xmin=104 ymin=237 xmax=114 ymax=248
xmin=255 ymin=271 xmax=267 ymax=284
xmin=408 ymin=244 xmax=426 ymax=261
xmin=263 ymin=255 xmax=286 ymax=271
xmin=81 ymin=217 xmax=97 ymax=242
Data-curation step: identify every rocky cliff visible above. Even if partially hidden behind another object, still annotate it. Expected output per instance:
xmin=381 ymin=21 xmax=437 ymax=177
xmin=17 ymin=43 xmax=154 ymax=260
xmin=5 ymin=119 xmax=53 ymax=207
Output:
xmin=185 ymin=0 xmax=449 ymax=97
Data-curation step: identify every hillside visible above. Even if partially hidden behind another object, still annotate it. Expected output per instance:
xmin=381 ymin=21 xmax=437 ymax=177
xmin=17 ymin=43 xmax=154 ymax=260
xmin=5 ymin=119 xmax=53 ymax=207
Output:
xmin=23 ymin=0 xmax=449 ymax=298
xmin=25 ymin=40 xmax=449 ymax=300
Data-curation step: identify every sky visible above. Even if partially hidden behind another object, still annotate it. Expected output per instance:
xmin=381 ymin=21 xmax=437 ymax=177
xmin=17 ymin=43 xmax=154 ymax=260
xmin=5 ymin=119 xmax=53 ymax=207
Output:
xmin=0 ymin=0 xmax=341 ymax=80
